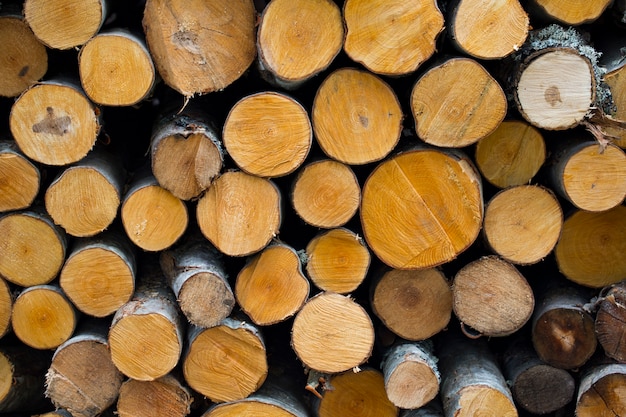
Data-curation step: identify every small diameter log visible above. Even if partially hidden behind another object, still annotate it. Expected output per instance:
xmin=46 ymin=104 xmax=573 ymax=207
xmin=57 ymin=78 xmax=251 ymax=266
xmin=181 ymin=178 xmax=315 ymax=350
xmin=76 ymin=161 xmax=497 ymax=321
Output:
xmin=24 ymin=0 xmax=107 ymax=49
xmin=595 ymin=281 xmax=626 ymax=362
xmin=121 ymin=172 xmax=188 ymax=252
xmin=554 ymin=206 xmax=626 ymax=288
xmin=576 ymin=363 xmax=626 ymax=416
xmin=59 ymin=230 xmax=136 ymax=318
xmin=45 ymin=320 xmax=123 ymax=417
xmin=361 ymin=147 xmax=483 ymax=270
xmin=235 ymin=242 xmax=309 ymax=326
xmin=410 ymin=57 xmax=507 ymax=148
xmin=547 ymin=138 xmax=626 ymax=212
xmin=531 ymin=284 xmax=597 ymax=369
xmin=142 ymin=0 xmax=256 ymax=97
xmin=45 ymin=149 xmax=125 ymax=237
xmin=371 ymin=268 xmax=452 ymax=341
xmin=381 ymin=341 xmax=440 ymax=410
xmin=257 ymin=0 xmax=343 ymax=89
xmin=0 ymin=208 xmax=66 ymax=287
xmin=160 ymin=239 xmax=234 ymax=328
xmin=312 ymin=68 xmax=402 ymax=165
xmin=151 ymin=108 xmax=223 ymax=201
xmin=305 ymin=228 xmax=370 ymax=294
xmin=183 ymin=319 xmax=268 ymax=403
xmin=196 ymin=170 xmax=281 ymax=257
xmin=11 ymin=284 xmax=78 ymax=350
xmin=501 ymin=339 xmax=575 ymax=415
xmin=116 ymin=374 xmax=192 ymax=417
xmin=291 ymin=292 xmax=374 ymax=374
xmin=437 ymin=329 xmax=517 ymax=417
xmin=291 ymin=160 xmax=361 ymax=229
xmin=0 ymin=345 xmax=51 ymax=413
xmin=0 ymin=140 xmax=40 ymax=212
xmin=526 ymin=0 xmax=613 ymax=25
xmin=0 ymin=278 xmax=11 ymax=338
xmin=222 ymin=92 xmax=311 ymax=178
xmin=483 ymin=185 xmax=563 ymax=265
xmin=343 ymin=0 xmax=444 ymax=75
xmin=79 ymin=29 xmax=155 ymax=106
xmin=474 ymin=120 xmax=546 ymax=189
xmin=108 ymin=271 xmax=184 ymax=381
xmin=448 ymin=0 xmax=529 ymax=60
xmin=0 ymin=15 xmax=47 ymax=97
xmin=453 ymin=256 xmax=534 ymax=337
xmin=599 ymin=31 xmax=626 ymax=148
xmin=9 ymin=80 xmax=100 ymax=166
xmin=315 ymin=368 xmax=398 ymax=417
xmin=514 ymin=48 xmax=594 ymax=130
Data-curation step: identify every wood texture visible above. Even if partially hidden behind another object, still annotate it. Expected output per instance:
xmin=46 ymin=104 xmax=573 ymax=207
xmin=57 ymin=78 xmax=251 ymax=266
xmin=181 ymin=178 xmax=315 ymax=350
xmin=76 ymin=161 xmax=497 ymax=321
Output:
xmin=116 ymin=374 xmax=192 ymax=417
xmin=576 ymin=363 xmax=626 ymax=416
xmin=595 ymin=282 xmax=626 ymax=363
xmin=0 ymin=140 xmax=40 ymax=212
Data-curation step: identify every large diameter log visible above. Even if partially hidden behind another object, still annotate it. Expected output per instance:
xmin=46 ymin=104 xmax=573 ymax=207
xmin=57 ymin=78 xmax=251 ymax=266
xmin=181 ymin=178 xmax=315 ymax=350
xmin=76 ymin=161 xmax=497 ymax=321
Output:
xmin=483 ymin=185 xmax=562 ymax=265
xmin=371 ymin=268 xmax=452 ymax=341
xmin=595 ymin=281 xmax=626 ymax=363
xmin=142 ymin=0 xmax=256 ymax=97
xmin=151 ymin=108 xmax=223 ymax=201
xmin=554 ymin=206 xmax=626 ymax=288
xmin=78 ymin=29 xmax=155 ymax=106
xmin=453 ymin=256 xmax=534 ymax=337
xmin=257 ymin=0 xmax=343 ymax=89
xmin=305 ymin=228 xmax=370 ymax=294
xmin=526 ymin=0 xmax=613 ymax=25
xmin=501 ymin=339 xmax=575 ymax=415
xmin=291 ymin=160 xmax=361 ymax=229
xmin=411 ymin=58 xmax=507 ymax=148
xmin=222 ymin=92 xmax=311 ymax=178
xmin=0 ymin=345 xmax=51 ymax=413
xmin=45 ymin=320 xmax=123 ymax=417
xmin=160 ymin=238 xmax=234 ymax=328
xmin=343 ymin=0 xmax=444 ymax=76
xmin=381 ymin=341 xmax=440 ymax=410
xmin=312 ymin=68 xmax=402 ymax=165
xmin=547 ymin=138 xmax=626 ymax=212
xmin=108 ymin=270 xmax=184 ymax=381
xmin=315 ymin=368 xmax=398 ymax=417
xmin=437 ymin=329 xmax=517 ymax=417
xmin=9 ymin=80 xmax=100 ymax=166
xmin=448 ymin=0 xmax=529 ymax=59
xmin=361 ymin=147 xmax=483 ymax=270
xmin=59 ymin=230 xmax=136 ymax=318
xmin=0 ymin=208 xmax=66 ymax=287
xmin=235 ymin=242 xmax=309 ymax=326
xmin=0 ymin=15 xmax=47 ymax=97
xmin=576 ymin=363 xmax=626 ymax=416
xmin=11 ymin=284 xmax=78 ymax=350
xmin=116 ymin=374 xmax=192 ymax=417
xmin=0 ymin=140 xmax=40 ymax=212
xmin=531 ymin=284 xmax=597 ymax=369
xmin=291 ymin=292 xmax=374 ymax=374
xmin=474 ymin=120 xmax=546 ymax=189
xmin=196 ymin=170 xmax=281 ymax=257
xmin=121 ymin=172 xmax=188 ymax=252
xmin=183 ymin=319 xmax=268 ymax=403
xmin=24 ymin=0 xmax=107 ymax=49
xmin=45 ymin=149 xmax=125 ymax=237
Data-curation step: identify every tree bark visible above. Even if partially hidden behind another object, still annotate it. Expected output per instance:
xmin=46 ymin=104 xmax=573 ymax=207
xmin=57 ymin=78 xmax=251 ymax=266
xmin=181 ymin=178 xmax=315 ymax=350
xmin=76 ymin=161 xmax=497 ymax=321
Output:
xmin=594 ymin=281 xmax=626 ymax=363
xmin=116 ymin=373 xmax=192 ymax=417
xmin=0 ymin=344 xmax=51 ymax=413
xmin=343 ymin=0 xmax=444 ymax=75
xmin=554 ymin=206 xmax=626 ymax=288
xmin=311 ymin=68 xmax=402 ymax=165
xmin=410 ymin=58 xmax=507 ymax=148
xmin=576 ymin=363 xmax=626 ymax=416
xmin=0 ymin=140 xmax=40 ymax=212
xmin=360 ymin=147 xmax=483 ymax=270
xmin=256 ymin=0 xmax=343 ymax=90
xmin=291 ymin=159 xmax=361 ymax=228
xmin=223 ymin=91 xmax=312 ymax=178
xmin=235 ymin=242 xmax=309 ymax=326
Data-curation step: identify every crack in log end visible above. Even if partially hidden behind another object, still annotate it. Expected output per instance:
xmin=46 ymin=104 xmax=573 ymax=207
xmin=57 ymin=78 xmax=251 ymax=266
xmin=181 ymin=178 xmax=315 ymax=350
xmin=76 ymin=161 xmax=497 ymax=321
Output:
xmin=32 ymin=107 xmax=71 ymax=136
xmin=545 ymin=86 xmax=562 ymax=107
xmin=18 ymin=66 xmax=29 ymax=77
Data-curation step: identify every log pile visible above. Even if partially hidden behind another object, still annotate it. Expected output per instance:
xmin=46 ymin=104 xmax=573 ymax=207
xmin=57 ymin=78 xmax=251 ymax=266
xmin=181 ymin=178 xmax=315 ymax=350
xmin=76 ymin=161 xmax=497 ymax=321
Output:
xmin=1 ymin=0 xmax=626 ymax=416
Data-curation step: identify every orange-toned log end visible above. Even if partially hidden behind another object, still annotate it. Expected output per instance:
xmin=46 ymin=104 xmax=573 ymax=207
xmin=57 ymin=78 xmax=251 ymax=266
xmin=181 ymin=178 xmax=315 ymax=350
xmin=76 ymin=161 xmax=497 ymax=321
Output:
xmin=531 ymin=0 xmax=613 ymax=25
xmin=0 ymin=142 xmax=40 ymax=213
xmin=361 ymin=148 xmax=483 ymax=270
xmin=576 ymin=364 xmax=626 ymax=417
xmin=116 ymin=375 xmax=192 ymax=417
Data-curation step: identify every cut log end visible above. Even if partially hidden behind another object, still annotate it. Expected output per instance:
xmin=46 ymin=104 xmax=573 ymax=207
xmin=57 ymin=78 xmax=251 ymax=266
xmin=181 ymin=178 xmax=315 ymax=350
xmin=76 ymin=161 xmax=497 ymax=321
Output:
xmin=456 ymin=386 xmax=518 ymax=417
xmin=595 ymin=283 xmax=626 ymax=362
xmin=0 ymin=279 xmax=11 ymax=339
xmin=0 ymin=144 xmax=40 ymax=212
xmin=178 ymin=272 xmax=235 ymax=328
xmin=531 ymin=0 xmax=613 ymax=25
xmin=116 ymin=375 xmax=192 ymax=417
xmin=512 ymin=364 xmax=575 ymax=415
xmin=576 ymin=364 xmax=626 ymax=417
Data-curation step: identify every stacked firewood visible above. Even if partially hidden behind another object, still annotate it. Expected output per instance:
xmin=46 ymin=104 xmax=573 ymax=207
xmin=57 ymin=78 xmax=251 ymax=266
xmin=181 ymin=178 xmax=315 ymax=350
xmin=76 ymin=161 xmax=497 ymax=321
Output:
xmin=1 ymin=0 xmax=626 ymax=416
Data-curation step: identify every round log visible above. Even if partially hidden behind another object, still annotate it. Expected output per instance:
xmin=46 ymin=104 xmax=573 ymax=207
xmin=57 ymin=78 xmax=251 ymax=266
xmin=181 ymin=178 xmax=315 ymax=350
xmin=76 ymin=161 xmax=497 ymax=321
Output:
xmin=116 ymin=374 xmax=192 ymax=417
xmin=0 ymin=140 xmax=40 ymax=212
xmin=0 ymin=278 xmax=11 ymax=339
xmin=595 ymin=281 xmax=626 ymax=363
xmin=576 ymin=363 xmax=626 ymax=416
xmin=527 ymin=0 xmax=613 ymax=25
